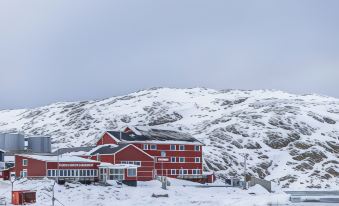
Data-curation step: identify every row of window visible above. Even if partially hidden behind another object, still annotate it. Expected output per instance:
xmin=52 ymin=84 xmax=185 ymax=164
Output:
xmin=170 ymin=157 xmax=200 ymax=163
xmin=120 ymin=161 xmax=141 ymax=166
xmin=47 ymin=169 xmax=98 ymax=177
xmin=143 ymin=144 xmax=200 ymax=151
xmin=157 ymin=169 xmax=202 ymax=175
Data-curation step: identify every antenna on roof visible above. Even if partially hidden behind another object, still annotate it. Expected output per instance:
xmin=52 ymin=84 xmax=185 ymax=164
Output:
xmin=119 ymin=132 xmax=122 ymax=140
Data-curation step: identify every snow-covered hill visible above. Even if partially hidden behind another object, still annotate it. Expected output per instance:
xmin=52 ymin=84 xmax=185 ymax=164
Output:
xmin=0 ymin=88 xmax=338 ymax=188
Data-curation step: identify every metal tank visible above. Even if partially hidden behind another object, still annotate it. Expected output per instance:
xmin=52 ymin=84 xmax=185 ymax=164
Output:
xmin=0 ymin=133 xmax=25 ymax=151
xmin=27 ymin=136 xmax=51 ymax=153
xmin=0 ymin=133 xmax=5 ymax=150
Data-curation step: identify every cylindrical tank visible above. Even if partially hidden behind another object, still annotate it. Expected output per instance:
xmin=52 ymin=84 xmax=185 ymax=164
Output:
xmin=0 ymin=133 xmax=5 ymax=150
xmin=27 ymin=136 xmax=51 ymax=153
xmin=2 ymin=133 xmax=25 ymax=151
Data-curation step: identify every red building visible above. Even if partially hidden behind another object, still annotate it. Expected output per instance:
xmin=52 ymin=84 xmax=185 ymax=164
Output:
xmin=14 ymin=154 xmax=101 ymax=183
xmin=95 ymin=126 xmax=213 ymax=183
xmin=84 ymin=143 xmax=155 ymax=181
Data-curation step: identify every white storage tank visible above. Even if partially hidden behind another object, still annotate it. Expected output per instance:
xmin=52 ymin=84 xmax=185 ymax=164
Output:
xmin=0 ymin=133 xmax=5 ymax=150
xmin=27 ymin=136 xmax=51 ymax=153
xmin=0 ymin=133 xmax=25 ymax=151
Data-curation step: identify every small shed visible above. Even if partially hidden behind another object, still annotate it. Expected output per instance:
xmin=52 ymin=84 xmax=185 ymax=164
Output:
xmin=12 ymin=190 xmax=36 ymax=205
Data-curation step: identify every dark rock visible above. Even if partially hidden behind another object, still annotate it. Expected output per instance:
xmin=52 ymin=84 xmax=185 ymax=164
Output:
xmin=323 ymin=117 xmax=336 ymax=124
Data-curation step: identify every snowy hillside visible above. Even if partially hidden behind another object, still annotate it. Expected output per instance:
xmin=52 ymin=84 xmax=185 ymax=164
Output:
xmin=0 ymin=88 xmax=338 ymax=188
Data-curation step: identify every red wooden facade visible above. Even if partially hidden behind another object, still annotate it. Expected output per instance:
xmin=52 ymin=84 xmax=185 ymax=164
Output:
xmin=86 ymin=144 xmax=154 ymax=181
xmin=95 ymin=130 xmax=213 ymax=182
xmin=96 ymin=133 xmax=118 ymax=146
xmin=14 ymin=155 xmax=101 ymax=182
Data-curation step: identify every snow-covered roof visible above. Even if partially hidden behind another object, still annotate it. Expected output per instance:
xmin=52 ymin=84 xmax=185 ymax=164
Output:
xmin=4 ymin=156 xmax=14 ymax=162
xmin=107 ymin=126 xmax=203 ymax=145
xmin=17 ymin=154 xmax=99 ymax=163
xmin=99 ymin=162 xmax=139 ymax=169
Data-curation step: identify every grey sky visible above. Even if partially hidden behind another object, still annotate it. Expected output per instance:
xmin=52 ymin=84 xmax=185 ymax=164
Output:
xmin=0 ymin=0 xmax=338 ymax=110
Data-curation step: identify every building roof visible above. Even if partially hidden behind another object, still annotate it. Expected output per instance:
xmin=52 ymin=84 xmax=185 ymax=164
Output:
xmin=107 ymin=126 xmax=203 ymax=145
xmin=53 ymin=146 xmax=95 ymax=156
xmin=17 ymin=154 xmax=99 ymax=163
xmin=88 ymin=144 xmax=128 ymax=155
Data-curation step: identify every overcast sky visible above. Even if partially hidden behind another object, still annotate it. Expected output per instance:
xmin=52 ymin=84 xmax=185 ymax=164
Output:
xmin=0 ymin=0 xmax=338 ymax=110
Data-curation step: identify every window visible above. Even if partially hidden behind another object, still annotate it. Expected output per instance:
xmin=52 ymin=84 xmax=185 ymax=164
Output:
xmin=22 ymin=159 xmax=28 ymax=166
xmin=143 ymin=144 xmax=149 ymax=150
xmin=60 ymin=170 xmax=64 ymax=177
xmin=87 ymin=170 xmax=91 ymax=176
xmin=179 ymin=145 xmax=185 ymax=151
xmin=94 ymin=170 xmax=97 ymax=176
xmin=21 ymin=169 xmax=27 ymax=177
xmin=75 ymin=170 xmax=79 ymax=176
xmin=48 ymin=170 xmax=52 ymax=177
xmin=127 ymin=168 xmax=137 ymax=177
xmin=170 ymin=145 xmax=176 ymax=150
xmin=150 ymin=144 xmax=157 ymax=150
xmin=109 ymin=169 xmax=124 ymax=180
xmin=171 ymin=157 xmax=176 ymax=162
xmin=128 ymin=161 xmax=134 ymax=165
xmin=91 ymin=170 xmax=94 ymax=176
xmin=171 ymin=169 xmax=176 ymax=175
xmin=195 ymin=157 xmax=201 ymax=163
xmin=121 ymin=161 xmax=127 ymax=164
xmin=194 ymin=145 xmax=200 ymax=151
xmin=134 ymin=161 xmax=141 ymax=166
xmin=71 ymin=170 xmax=75 ymax=176
xmin=52 ymin=170 xmax=56 ymax=177
xmin=192 ymin=169 xmax=201 ymax=175
xmin=179 ymin=157 xmax=185 ymax=163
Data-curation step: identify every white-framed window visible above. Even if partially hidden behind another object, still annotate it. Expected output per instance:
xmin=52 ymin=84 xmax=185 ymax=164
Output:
xmin=179 ymin=157 xmax=185 ymax=163
xmin=195 ymin=157 xmax=201 ymax=163
xmin=134 ymin=161 xmax=141 ymax=166
xmin=194 ymin=145 xmax=200 ymax=151
xmin=128 ymin=161 xmax=134 ymax=165
xmin=192 ymin=169 xmax=201 ymax=175
xmin=127 ymin=168 xmax=137 ymax=177
xmin=179 ymin=145 xmax=185 ymax=151
xmin=171 ymin=169 xmax=176 ymax=175
xmin=109 ymin=169 xmax=124 ymax=180
xmin=171 ymin=157 xmax=176 ymax=162
xmin=179 ymin=169 xmax=188 ymax=175
xmin=22 ymin=159 xmax=28 ymax=166
xmin=170 ymin=145 xmax=176 ymax=150
xmin=143 ymin=144 xmax=149 ymax=150
xmin=150 ymin=144 xmax=157 ymax=150
xmin=121 ymin=161 xmax=127 ymax=164
xmin=21 ymin=169 xmax=27 ymax=177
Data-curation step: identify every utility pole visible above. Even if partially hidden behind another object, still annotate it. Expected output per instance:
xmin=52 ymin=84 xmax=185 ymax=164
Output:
xmin=53 ymin=148 xmax=60 ymax=206
xmin=10 ymin=174 xmax=16 ymax=204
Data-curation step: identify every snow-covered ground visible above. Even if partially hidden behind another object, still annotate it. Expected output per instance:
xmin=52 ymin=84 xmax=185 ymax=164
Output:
xmin=0 ymin=178 xmax=289 ymax=206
